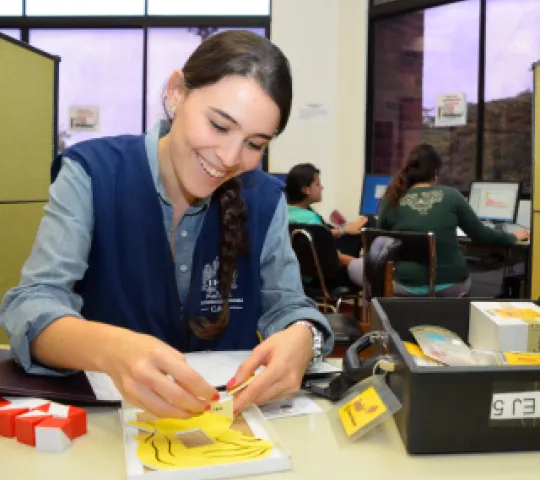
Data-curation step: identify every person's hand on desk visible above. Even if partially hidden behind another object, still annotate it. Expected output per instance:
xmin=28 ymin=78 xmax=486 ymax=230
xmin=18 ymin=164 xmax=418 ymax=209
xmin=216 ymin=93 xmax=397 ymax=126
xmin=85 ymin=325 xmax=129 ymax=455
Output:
xmin=343 ymin=216 xmax=368 ymax=235
xmin=101 ymin=331 xmax=218 ymax=418
xmin=513 ymin=228 xmax=529 ymax=242
xmin=229 ymin=323 xmax=313 ymax=413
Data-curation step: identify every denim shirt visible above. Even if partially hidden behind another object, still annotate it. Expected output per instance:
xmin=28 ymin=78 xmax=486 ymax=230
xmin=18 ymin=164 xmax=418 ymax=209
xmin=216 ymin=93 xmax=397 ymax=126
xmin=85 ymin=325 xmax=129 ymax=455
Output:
xmin=1 ymin=122 xmax=333 ymax=374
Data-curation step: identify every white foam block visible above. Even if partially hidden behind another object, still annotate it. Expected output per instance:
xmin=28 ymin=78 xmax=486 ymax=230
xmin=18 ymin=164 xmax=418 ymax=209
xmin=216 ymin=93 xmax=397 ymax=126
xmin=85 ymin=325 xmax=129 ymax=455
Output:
xmin=17 ymin=411 xmax=50 ymax=419
xmin=35 ymin=425 xmax=72 ymax=453
xmin=48 ymin=403 xmax=70 ymax=418
xmin=0 ymin=398 xmax=49 ymax=411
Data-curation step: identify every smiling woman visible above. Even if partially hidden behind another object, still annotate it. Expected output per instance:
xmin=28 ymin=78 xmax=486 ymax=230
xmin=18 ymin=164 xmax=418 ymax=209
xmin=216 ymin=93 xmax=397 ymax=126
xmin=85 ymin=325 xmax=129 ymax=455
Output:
xmin=1 ymin=30 xmax=334 ymax=420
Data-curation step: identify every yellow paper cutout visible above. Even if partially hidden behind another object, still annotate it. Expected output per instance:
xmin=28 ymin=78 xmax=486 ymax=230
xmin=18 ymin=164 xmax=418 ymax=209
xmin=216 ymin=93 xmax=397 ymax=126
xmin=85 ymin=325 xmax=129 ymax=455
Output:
xmin=493 ymin=308 xmax=540 ymax=320
xmin=128 ymin=412 xmax=273 ymax=471
xmin=129 ymin=412 xmax=233 ymax=439
xmin=338 ymin=386 xmax=387 ymax=437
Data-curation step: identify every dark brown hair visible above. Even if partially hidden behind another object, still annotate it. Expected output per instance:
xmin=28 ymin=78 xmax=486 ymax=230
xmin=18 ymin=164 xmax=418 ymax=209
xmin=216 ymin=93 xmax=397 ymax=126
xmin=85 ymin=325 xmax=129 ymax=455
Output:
xmin=384 ymin=144 xmax=442 ymax=206
xmin=165 ymin=30 xmax=293 ymax=340
xmin=285 ymin=163 xmax=320 ymax=204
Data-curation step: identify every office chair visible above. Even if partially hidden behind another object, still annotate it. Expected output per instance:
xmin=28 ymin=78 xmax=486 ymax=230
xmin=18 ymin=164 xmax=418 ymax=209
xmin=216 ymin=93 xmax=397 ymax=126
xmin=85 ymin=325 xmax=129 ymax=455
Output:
xmin=289 ymin=224 xmax=362 ymax=315
xmin=361 ymin=228 xmax=437 ymax=327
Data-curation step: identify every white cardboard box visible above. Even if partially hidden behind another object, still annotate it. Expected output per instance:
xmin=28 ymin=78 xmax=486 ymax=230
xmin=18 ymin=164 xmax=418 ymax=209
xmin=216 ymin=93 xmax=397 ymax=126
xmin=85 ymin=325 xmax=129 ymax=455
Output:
xmin=469 ymin=302 xmax=540 ymax=352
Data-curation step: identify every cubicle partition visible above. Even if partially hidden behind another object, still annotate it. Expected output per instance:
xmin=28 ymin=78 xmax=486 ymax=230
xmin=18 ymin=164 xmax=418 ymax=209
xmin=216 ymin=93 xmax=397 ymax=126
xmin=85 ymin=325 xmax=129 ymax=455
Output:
xmin=532 ymin=61 xmax=540 ymax=299
xmin=0 ymin=33 xmax=59 ymax=343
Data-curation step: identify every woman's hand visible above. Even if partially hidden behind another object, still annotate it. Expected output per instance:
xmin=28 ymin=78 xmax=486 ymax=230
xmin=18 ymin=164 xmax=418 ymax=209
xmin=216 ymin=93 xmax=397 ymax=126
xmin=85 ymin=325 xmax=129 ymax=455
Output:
xmin=100 ymin=330 xmax=219 ymax=418
xmin=344 ymin=216 xmax=368 ymax=235
xmin=230 ymin=324 xmax=314 ymax=413
xmin=513 ymin=228 xmax=529 ymax=242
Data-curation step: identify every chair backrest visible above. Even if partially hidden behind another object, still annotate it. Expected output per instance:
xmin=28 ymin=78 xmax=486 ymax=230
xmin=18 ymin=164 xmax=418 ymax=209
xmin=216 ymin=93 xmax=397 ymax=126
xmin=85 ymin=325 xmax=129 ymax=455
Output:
xmin=363 ymin=236 xmax=402 ymax=299
xmin=288 ymin=224 xmax=341 ymax=281
xmin=361 ymin=227 xmax=437 ymax=298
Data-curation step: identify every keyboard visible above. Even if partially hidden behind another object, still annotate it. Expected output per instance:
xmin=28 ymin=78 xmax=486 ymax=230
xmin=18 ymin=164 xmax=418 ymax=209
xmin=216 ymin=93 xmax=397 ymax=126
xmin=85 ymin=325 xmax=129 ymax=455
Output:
xmin=456 ymin=223 xmax=528 ymax=237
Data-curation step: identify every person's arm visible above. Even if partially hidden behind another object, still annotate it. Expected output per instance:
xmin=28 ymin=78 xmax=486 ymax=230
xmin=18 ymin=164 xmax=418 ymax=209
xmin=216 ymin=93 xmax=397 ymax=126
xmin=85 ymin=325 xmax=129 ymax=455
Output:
xmin=232 ymin=195 xmax=335 ymax=411
xmin=342 ymin=217 xmax=368 ymax=235
xmin=1 ymin=158 xmax=93 ymax=375
xmin=1 ymin=159 xmax=216 ymax=417
xmin=338 ymin=252 xmax=355 ymax=266
xmin=259 ymin=195 xmax=333 ymax=352
xmin=454 ymin=190 xmax=519 ymax=245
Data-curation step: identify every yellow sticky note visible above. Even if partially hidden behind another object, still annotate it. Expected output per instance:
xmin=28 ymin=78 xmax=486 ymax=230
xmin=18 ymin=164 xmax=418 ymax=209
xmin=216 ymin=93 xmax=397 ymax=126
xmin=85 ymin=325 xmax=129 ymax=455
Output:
xmin=504 ymin=351 xmax=540 ymax=365
xmin=493 ymin=308 xmax=540 ymax=320
xmin=210 ymin=394 xmax=234 ymax=419
xmin=338 ymin=386 xmax=387 ymax=437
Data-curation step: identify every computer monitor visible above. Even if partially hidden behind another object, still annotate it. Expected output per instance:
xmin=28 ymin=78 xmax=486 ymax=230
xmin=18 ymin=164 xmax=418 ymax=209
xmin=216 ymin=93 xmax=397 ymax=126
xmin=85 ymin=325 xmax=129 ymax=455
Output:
xmin=268 ymin=172 xmax=287 ymax=185
xmin=359 ymin=174 xmax=393 ymax=215
xmin=468 ymin=181 xmax=521 ymax=223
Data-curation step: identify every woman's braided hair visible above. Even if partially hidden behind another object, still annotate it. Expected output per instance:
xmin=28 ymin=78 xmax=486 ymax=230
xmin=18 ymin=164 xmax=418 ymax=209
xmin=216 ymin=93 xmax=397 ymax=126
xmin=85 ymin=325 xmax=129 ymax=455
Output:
xmin=189 ymin=177 xmax=248 ymax=339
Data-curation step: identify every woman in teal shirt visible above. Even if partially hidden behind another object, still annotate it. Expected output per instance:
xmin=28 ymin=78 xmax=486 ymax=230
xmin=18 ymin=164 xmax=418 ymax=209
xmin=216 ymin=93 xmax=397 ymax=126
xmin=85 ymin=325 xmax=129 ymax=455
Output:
xmin=286 ymin=163 xmax=366 ymax=286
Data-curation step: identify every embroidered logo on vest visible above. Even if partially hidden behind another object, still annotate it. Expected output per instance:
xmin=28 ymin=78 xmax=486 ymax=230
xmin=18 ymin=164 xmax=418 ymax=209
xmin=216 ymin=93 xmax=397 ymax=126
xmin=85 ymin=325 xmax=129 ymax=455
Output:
xmin=400 ymin=190 xmax=444 ymax=215
xmin=201 ymin=257 xmax=243 ymax=313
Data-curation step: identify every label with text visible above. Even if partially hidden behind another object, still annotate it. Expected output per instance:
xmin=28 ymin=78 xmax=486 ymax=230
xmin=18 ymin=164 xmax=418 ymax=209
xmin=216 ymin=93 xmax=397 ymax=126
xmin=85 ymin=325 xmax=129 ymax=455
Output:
xmin=490 ymin=391 xmax=540 ymax=420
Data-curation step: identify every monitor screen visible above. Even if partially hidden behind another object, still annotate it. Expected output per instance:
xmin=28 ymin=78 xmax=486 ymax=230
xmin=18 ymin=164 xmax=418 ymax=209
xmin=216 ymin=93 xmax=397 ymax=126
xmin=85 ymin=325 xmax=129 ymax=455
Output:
xmin=360 ymin=174 xmax=393 ymax=215
xmin=268 ymin=172 xmax=287 ymax=185
xmin=468 ymin=181 xmax=520 ymax=222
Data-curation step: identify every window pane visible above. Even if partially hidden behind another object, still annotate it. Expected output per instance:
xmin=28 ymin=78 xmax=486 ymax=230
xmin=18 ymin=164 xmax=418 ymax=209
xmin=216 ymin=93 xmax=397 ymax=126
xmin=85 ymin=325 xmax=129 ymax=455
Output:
xmin=30 ymin=29 xmax=144 ymax=150
xmin=148 ymin=0 xmax=270 ymax=16
xmin=483 ymin=0 xmax=539 ymax=193
xmin=0 ymin=0 xmax=22 ymax=16
xmin=0 ymin=29 xmax=21 ymax=40
xmin=373 ymin=0 xmax=403 ymax=5
xmin=370 ymin=0 xmax=480 ymax=191
xmin=146 ymin=27 xmax=265 ymax=130
xmin=26 ymin=0 xmax=145 ymax=16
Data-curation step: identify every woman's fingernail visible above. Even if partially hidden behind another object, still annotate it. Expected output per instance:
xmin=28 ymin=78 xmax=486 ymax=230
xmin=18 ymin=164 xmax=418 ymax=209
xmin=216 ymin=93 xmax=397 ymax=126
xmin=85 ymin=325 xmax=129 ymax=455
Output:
xmin=233 ymin=410 xmax=238 ymax=416
xmin=211 ymin=393 xmax=220 ymax=402
xmin=204 ymin=404 xmax=211 ymax=412
xmin=226 ymin=377 xmax=237 ymax=390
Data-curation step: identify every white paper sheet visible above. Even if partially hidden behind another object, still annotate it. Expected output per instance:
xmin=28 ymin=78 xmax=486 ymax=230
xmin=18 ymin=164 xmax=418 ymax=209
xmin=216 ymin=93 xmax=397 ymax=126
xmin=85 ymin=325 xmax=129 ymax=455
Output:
xmin=259 ymin=395 xmax=323 ymax=420
xmin=84 ymin=351 xmax=341 ymax=401
xmin=85 ymin=371 xmax=123 ymax=401
xmin=185 ymin=350 xmax=341 ymax=388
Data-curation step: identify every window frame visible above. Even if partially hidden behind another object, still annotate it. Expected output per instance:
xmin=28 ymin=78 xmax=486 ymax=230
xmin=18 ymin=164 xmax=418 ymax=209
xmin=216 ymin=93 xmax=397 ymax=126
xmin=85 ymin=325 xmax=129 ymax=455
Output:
xmin=366 ymin=0 xmax=532 ymax=199
xmin=0 ymin=1 xmax=271 ymax=170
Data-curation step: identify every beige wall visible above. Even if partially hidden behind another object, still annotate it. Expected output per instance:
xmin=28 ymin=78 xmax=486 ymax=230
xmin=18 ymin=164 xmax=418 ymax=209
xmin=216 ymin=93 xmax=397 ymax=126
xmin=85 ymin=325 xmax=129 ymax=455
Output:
xmin=270 ymin=0 xmax=369 ymax=220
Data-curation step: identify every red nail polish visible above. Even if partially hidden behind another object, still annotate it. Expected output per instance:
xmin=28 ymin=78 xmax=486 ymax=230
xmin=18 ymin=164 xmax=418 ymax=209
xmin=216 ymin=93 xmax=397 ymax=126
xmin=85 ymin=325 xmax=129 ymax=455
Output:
xmin=226 ymin=377 xmax=237 ymax=390
xmin=204 ymin=404 xmax=211 ymax=412
xmin=211 ymin=393 xmax=220 ymax=402
xmin=233 ymin=410 xmax=238 ymax=416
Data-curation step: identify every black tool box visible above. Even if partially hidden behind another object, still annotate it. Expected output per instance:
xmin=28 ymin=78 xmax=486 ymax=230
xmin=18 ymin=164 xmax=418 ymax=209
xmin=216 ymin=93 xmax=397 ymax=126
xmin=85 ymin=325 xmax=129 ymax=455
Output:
xmin=371 ymin=297 xmax=540 ymax=454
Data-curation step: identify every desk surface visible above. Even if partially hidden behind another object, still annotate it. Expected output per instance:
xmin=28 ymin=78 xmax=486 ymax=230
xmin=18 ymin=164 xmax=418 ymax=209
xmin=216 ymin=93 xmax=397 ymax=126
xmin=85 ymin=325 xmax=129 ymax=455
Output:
xmin=2 ymin=394 xmax=539 ymax=480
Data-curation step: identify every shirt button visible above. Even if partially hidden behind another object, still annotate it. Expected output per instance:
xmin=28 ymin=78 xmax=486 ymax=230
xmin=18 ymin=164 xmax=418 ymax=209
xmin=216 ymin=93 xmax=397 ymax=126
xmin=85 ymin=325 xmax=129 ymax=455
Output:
xmin=180 ymin=265 xmax=188 ymax=273
xmin=181 ymin=230 xmax=188 ymax=237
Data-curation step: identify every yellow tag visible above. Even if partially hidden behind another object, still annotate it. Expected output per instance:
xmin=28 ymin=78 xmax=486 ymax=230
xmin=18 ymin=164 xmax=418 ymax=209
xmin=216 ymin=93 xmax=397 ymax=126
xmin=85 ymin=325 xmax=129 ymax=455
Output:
xmin=503 ymin=352 xmax=540 ymax=365
xmin=404 ymin=341 xmax=430 ymax=359
xmin=493 ymin=308 xmax=540 ymax=320
xmin=338 ymin=386 xmax=387 ymax=437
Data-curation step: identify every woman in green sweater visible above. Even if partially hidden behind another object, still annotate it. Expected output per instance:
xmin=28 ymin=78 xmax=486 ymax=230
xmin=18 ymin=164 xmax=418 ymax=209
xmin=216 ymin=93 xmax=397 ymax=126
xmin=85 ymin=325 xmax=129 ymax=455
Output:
xmin=377 ymin=144 xmax=529 ymax=297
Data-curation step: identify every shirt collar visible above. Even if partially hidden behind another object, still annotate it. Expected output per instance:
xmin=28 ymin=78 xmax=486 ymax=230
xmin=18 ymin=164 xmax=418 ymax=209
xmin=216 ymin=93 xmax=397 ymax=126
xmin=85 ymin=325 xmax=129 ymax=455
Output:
xmin=144 ymin=120 xmax=210 ymax=212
